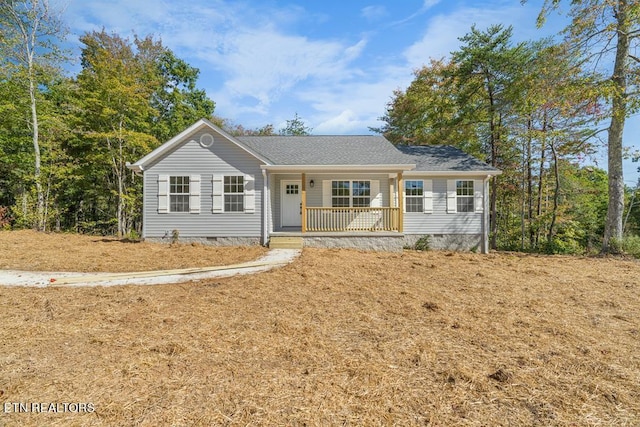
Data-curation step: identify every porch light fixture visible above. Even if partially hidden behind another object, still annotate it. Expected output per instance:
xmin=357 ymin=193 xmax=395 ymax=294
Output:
xmin=309 ymin=179 xmax=315 ymax=188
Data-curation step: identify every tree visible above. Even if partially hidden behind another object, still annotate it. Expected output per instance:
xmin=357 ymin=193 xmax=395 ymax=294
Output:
xmin=536 ymin=0 xmax=640 ymax=252
xmin=452 ymin=25 xmax=529 ymax=249
xmin=372 ymin=59 xmax=481 ymax=153
xmin=211 ymin=116 xmax=276 ymax=136
xmin=74 ymin=30 xmax=158 ymax=237
xmin=137 ymin=40 xmax=215 ymax=142
xmin=515 ymin=41 xmax=602 ymax=250
xmin=279 ymin=112 xmax=312 ymax=135
xmin=376 ymin=26 xmax=602 ymax=253
xmin=0 ymin=0 xmax=67 ymax=230
xmin=69 ymin=30 xmax=215 ymax=237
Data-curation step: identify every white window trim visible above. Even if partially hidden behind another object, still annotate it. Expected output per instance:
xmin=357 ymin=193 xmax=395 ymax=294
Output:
xmin=224 ymin=175 xmax=245 ymax=213
xmin=447 ymin=179 xmax=483 ymax=214
xmin=404 ymin=179 xmax=433 ymax=214
xmin=158 ymin=175 xmax=200 ymax=214
xmin=212 ymin=174 xmax=255 ymax=214
xmin=322 ymin=180 xmax=380 ymax=208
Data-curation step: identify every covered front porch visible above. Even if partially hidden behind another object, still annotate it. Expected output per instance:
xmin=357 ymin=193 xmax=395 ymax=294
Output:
xmin=264 ymin=167 xmax=412 ymax=235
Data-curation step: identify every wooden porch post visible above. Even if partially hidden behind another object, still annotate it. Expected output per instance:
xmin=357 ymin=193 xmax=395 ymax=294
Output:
xmin=301 ymin=173 xmax=307 ymax=232
xmin=397 ymin=172 xmax=403 ymax=233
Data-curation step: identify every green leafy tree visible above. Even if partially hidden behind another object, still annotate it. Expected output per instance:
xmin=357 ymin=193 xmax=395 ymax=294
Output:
xmin=211 ymin=116 xmax=276 ymax=136
xmin=451 ymin=25 xmax=530 ymax=249
xmin=536 ymin=0 xmax=640 ymax=252
xmin=376 ymin=26 xmax=603 ymax=253
xmin=279 ymin=112 xmax=312 ymax=135
xmin=0 ymin=0 xmax=67 ymax=230
xmin=69 ymin=30 xmax=215 ymax=236
xmin=137 ymin=40 xmax=215 ymax=142
xmin=74 ymin=30 xmax=158 ymax=237
xmin=372 ymin=59 xmax=481 ymax=154
xmin=515 ymin=41 xmax=602 ymax=250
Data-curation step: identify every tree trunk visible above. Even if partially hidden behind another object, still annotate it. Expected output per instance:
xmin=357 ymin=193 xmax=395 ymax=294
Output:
xmin=535 ymin=112 xmax=548 ymax=247
xmin=547 ymin=141 xmax=560 ymax=249
xmin=487 ymin=83 xmax=499 ymax=250
xmin=526 ymin=117 xmax=534 ymax=248
xmin=28 ymin=59 xmax=44 ymax=231
xmin=602 ymin=0 xmax=629 ymax=253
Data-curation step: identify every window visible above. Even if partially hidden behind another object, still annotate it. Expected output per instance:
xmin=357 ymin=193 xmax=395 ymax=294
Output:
xmin=331 ymin=180 xmax=371 ymax=208
xmin=285 ymin=184 xmax=299 ymax=194
xmin=169 ymin=176 xmax=190 ymax=212
xmin=405 ymin=180 xmax=423 ymax=213
xmin=332 ymin=181 xmax=350 ymax=207
xmin=212 ymin=174 xmax=254 ymax=214
xmin=456 ymin=180 xmax=474 ymax=212
xmin=352 ymin=181 xmax=371 ymax=207
xmin=224 ymin=176 xmax=244 ymax=212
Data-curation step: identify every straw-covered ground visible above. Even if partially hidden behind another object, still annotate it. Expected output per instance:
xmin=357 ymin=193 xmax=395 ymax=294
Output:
xmin=0 ymin=231 xmax=639 ymax=426
xmin=0 ymin=230 xmax=266 ymax=272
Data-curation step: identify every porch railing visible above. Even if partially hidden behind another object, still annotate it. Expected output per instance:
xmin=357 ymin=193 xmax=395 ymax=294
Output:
xmin=305 ymin=207 xmax=400 ymax=232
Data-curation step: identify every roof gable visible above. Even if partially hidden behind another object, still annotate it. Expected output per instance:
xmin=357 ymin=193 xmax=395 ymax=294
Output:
xmin=128 ymin=118 xmax=270 ymax=171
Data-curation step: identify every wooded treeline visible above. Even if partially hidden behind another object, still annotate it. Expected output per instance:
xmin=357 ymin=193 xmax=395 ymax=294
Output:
xmin=0 ymin=0 xmax=639 ymax=254
xmin=375 ymin=1 xmax=640 ymax=253
xmin=0 ymin=1 xmax=215 ymax=236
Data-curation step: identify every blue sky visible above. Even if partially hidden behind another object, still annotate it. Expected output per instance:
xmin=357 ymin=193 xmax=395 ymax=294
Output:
xmin=55 ymin=0 xmax=639 ymax=185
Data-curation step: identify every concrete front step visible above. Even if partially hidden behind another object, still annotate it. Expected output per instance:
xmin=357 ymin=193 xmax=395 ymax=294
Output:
xmin=269 ymin=236 xmax=304 ymax=249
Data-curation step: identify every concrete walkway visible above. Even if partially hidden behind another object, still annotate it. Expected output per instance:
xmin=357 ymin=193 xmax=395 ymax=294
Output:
xmin=0 ymin=249 xmax=301 ymax=288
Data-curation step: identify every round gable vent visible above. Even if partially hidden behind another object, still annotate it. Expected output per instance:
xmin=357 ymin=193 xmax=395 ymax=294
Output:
xmin=200 ymin=133 xmax=214 ymax=148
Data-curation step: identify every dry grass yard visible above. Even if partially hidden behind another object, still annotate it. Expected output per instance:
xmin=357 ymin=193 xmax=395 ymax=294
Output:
xmin=0 ymin=231 xmax=639 ymax=426
xmin=0 ymin=230 xmax=267 ymax=272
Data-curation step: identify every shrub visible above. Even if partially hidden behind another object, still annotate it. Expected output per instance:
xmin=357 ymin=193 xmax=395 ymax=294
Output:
xmin=0 ymin=206 xmax=11 ymax=229
xmin=171 ymin=229 xmax=180 ymax=246
xmin=414 ymin=235 xmax=430 ymax=251
xmin=621 ymin=235 xmax=640 ymax=258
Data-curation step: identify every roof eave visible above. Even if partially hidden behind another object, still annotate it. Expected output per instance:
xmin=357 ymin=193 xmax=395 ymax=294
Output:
xmin=403 ymin=170 xmax=502 ymax=176
xmin=262 ymin=164 xmax=416 ymax=172
xmin=126 ymin=162 xmax=143 ymax=173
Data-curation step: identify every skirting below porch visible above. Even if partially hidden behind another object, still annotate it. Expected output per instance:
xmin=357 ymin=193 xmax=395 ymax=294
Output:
xmin=270 ymin=230 xmax=405 ymax=252
xmin=270 ymin=231 xmax=484 ymax=252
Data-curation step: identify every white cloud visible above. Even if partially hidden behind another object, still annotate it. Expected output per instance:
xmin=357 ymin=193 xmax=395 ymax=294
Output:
xmin=402 ymin=2 xmax=550 ymax=70
xmin=296 ymin=63 xmax=414 ymax=134
xmin=423 ymin=0 xmax=441 ymax=10
xmin=361 ymin=5 xmax=387 ymax=22
xmin=314 ymin=110 xmax=362 ymax=134
xmin=212 ymin=31 xmax=353 ymax=105
xmin=390 ymin=0 xmax=441 ymax=27
xmin=60 ymin=0 xmax=366 ymax=114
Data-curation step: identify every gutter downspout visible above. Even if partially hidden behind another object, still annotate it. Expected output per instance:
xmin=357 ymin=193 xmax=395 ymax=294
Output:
xmin=262 ymin=169 xmax=269 ymax=246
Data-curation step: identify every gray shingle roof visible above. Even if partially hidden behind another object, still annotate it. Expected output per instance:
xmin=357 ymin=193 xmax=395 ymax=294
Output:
xmin=236 ymin=134 xmax=498 ymax=173
xmin=395 ymin=145 xmax=500 ymax=172
xmin=237 ymin=135 xmax=413 ymax=165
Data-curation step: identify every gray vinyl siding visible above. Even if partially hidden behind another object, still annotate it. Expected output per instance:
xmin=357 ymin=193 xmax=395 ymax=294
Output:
xmin=143 ymin=130 xmax=264 ymax=238
xmin=403 ymin=177 xmax=483 ymax=235
xmin=272 ymin=173 xmax=391 ymax=230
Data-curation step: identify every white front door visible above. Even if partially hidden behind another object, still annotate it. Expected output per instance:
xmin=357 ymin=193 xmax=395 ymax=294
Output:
xmin=281 ymin=180 xmax=302 ymax=227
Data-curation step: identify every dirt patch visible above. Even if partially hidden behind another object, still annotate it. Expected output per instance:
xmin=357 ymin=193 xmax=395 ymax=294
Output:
xmin=0 ymin=239 xmax=639 ymax=425
xmin=0 ymin=230 xmax=267 ymax=272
